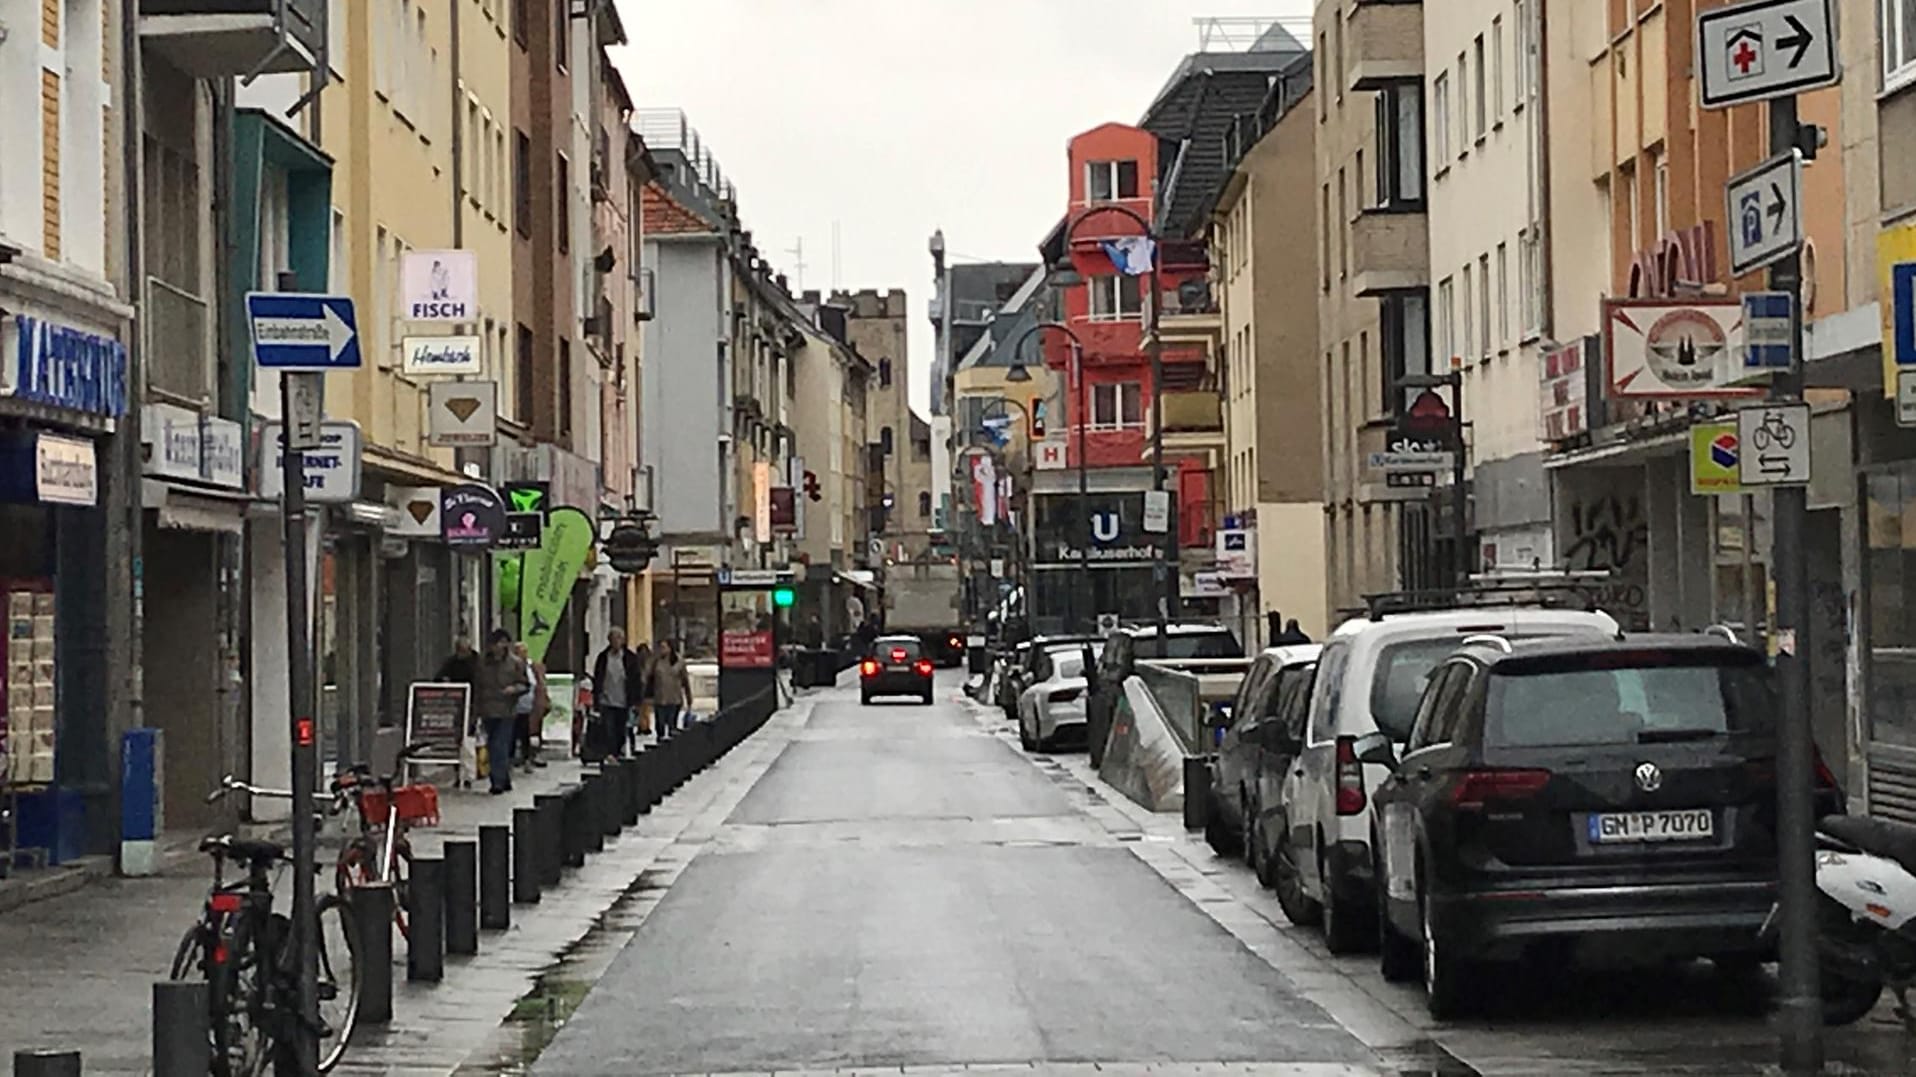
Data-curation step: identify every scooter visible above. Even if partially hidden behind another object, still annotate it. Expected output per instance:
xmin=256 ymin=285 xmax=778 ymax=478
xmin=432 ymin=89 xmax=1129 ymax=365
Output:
xmin=1771 ymin=814 xmax=1916 ymax=1026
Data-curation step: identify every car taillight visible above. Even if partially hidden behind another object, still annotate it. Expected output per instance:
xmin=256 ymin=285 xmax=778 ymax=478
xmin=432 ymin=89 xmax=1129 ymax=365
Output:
xmin=1334 ymin=735 xmax=1366 ymax=815
xmin=948 ymin=635 xmax=962 ymax=648
xmin=891 ymin=648 xmax=907 ymax=663
xmin=860 ymin=660 xmax=879 ymax=677
xmin=915 ymin=660 xmax=934 ymax=676
xmin=1814 ymin=749 xmax=1840 ymax=792
xmin=1450 ymin=769 xmax=1552 ymax=809
xmin=209 ymin=892 xmax=243 ymax=914
xmin=1050 ymin=688 xmax=1081 ymax=704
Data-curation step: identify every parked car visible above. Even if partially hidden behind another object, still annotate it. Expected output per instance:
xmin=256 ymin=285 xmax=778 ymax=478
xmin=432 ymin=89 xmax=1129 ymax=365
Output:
xmin=994 ymin=641 xmax=1032 ymax=720
xmin=1362 ymin=633 xmax=1829 ymax=1018
xmin=859 ymin=635 xmax=935 ymax=704
xmin=1087 ymin=622 xmax=1244 ymax=767
xmin=1018 ymin=641 xmax=1101 ymax=751
xmin=1204 ymin=644 xmax=1320 ymax=877
xmin=1273 ymin=605 xmax=1620 ymax=953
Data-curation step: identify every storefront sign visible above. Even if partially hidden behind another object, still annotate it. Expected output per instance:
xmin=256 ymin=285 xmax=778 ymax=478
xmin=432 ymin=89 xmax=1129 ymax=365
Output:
xmin=720 ymin=629 xmax=774 ymax=669
xmin=1034 ymin=491 xmax=1167 ymax=565
xmin=1187 ymin=571 xmax=1230 ymax=598
xmin=404 ymin=682 xmax=470 ymax=771
xmin=402 ymin=335 xmax=483 ymax=376
xmin=503 ymin=481 xmax=550 ymax=516
xmin=440 ymin=483 xmax=506 ymax=548
xmin=257 ymin=421 xmax=363 ymax=503
xmin=1216 ymin=528 xmax=1256 ymax=578
xmin=1604 ymin=299 xmax=1758 ymax=399
xmin=35 ymin=433 xmax=96 ymax=505
xmin=388 ymin=486 xmax=442 ymax=538
xmin=497 ymin=511 xmax=544 ymax=550
xmin=401 ymin=250 xmax=478 ymax=322
xmin=144 ymin=404 xmax=245 ymax=489
xmin=428 ymin=381 xmax=497 ymax=447
xmin=1539 ymin=339 xmax=1592 ymax=441
xmin=3 ymin=315 xmax=128 ymax=418
xmin=519 ymin=507 xmax=594 ymax=664
xmin=752 ymin=461 xmax=772 ymax=542
xmin=1688 ymin=421 xmax=1745 ymax=495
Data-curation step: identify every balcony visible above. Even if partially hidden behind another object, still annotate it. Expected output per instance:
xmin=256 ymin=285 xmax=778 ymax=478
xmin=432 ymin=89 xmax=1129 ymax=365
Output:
xmin=1346 ymin=0 xmax=1424 ymax=93
xmin=1351 ymin=208 xmax=1429 ymax=297
xmin=1148 ymin=280 xmax=1223 ymax=351
xmin=1155 ymin=390 xmax=1225 ymax=460
xmin=140 ymin=0 xmax=323 ymax=80
xmin=145 ymin=277 xmax=211 ymax=406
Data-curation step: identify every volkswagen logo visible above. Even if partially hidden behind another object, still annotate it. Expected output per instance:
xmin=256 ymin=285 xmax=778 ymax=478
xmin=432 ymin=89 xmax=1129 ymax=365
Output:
xmin=1634 ymin=761 xmax=1663 ymax=793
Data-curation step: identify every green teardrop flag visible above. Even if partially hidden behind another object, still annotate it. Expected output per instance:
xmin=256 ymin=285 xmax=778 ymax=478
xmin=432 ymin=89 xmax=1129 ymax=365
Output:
xmin=519 ymin=506 xmax=594 ymax=664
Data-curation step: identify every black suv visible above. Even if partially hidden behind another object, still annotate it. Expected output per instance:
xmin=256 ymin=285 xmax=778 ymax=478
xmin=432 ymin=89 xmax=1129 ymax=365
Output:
xmin=1360 ymin=633 xmax=1841 ymax=1019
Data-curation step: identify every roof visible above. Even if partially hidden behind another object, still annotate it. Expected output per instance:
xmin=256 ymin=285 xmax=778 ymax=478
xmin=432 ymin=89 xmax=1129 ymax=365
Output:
xmin=1329 ymin=607 xmax=1621 ymax=643
xmin=955 ymin=265 xmax=1050 ymax=373
xmin=1461 ymin=633 xmax=1765 ymax=668
xmin=1139 ymin=44 xmax=1313 ymax=240
xmin=1253 ymin=643 xmax=1322 ymax=666
xmin=641 ymin=181 xmax=717 ymax=236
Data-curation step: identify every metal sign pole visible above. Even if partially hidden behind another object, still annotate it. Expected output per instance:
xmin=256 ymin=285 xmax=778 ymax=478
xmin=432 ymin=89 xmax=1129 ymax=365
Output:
xmin=280 ymin=368 xmax=319 ymax=1075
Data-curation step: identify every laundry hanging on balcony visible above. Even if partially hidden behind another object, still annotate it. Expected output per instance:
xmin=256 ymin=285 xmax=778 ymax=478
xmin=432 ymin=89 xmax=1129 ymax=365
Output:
xmin=1100 ymin=237 xmax=1157 ymax=276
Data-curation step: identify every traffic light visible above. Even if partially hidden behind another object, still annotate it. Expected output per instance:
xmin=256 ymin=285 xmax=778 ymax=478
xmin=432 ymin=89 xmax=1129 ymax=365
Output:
xmin=1030 ymin=397 xmax=1047 ymax=438
xmin=772 ymin=586 xmax=796 ymax=608
xmin=803 ymin=470 xmax=822 ymax=502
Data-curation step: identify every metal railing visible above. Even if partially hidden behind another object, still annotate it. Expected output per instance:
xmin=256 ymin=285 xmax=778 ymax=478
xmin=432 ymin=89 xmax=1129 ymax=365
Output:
xmin=144 ymin=276 xmax=212 ymax=405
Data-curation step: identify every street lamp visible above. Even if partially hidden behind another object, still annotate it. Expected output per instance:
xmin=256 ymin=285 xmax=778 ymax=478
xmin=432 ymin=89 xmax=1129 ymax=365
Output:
xmin=1006 ymin=319 xmax=1095 ymax=635
xmin=1052 ymin=204 xmax=1168 ymax=646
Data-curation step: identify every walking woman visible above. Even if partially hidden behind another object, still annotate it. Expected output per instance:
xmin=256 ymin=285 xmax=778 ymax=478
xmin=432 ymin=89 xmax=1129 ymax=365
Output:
xmin=512 ymin=641 xmax=549 ymax=769
xmin=651 ymin=639 xmax=687 ymax=742
xmin=632 ymin=641 xmax=655 ymax=742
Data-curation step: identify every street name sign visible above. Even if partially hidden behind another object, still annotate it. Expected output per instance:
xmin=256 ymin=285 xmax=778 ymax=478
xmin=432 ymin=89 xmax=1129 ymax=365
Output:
xmin=246 ymin=293 xmax=362 ymax=371
xmin=1741 ymin=291 xmax=1795 ymax=370
xmin=1898 ymin=370 xmax=1916 ymax=428
xmin=1726 ymin=151 xmax=1803 ymax=277
xmin=1696 ymin=0 xmax=1839 ymax=109
xmin=1736 ymin=403 xmax=1810 ymax=487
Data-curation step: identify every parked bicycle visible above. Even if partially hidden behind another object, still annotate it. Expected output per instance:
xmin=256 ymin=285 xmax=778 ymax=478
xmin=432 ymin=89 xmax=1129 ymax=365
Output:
xmin=332 ymin=741 xmax=441 ymax=939
xmin=172 ymin=778 xmax=360 ymax=1076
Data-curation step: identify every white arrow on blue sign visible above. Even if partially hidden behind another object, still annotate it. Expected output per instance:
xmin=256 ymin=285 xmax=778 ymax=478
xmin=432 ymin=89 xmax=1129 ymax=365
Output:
xmin=246 ymin=292 xmax=363 ymax=370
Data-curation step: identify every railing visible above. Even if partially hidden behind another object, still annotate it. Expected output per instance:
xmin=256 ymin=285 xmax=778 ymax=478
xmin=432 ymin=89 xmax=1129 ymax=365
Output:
xmin=1134 ymin=658 xmax=1254 ymax=756
xmin=145 ymin=276 xmax=212 ymax=405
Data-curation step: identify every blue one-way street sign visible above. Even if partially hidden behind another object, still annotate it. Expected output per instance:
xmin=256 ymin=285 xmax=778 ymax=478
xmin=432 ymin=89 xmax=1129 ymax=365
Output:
xmin=246 ymin=292 xmax=363 ymax=370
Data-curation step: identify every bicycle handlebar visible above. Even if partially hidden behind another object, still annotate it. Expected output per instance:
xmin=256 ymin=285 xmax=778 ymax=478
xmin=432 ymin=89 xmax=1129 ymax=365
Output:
xmin=206 ymin=775 xmax=342 ymax=813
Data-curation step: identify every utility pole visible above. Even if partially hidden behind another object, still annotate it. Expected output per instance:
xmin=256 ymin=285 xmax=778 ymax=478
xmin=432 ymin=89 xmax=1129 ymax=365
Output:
xmin=1147 ymin=258 xmax=1169 ymax=649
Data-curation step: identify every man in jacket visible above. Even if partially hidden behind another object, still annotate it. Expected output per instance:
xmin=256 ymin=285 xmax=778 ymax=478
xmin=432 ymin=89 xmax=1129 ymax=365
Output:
xmin=473 ymin=629 xmax=531 ymax=794
xmin=591 ymin=628 xmax=642 ymax=760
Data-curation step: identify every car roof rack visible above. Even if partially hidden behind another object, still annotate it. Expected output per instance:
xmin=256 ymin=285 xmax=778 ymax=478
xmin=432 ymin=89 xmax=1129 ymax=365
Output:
xmin=1459 ymin=633 xmax=1514 ymax=653
xmin=1362 ymin=568 xmax=1613 ymax=621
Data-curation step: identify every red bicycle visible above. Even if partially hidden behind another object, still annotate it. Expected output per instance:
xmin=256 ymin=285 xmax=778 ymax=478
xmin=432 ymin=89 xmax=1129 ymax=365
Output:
xmin=331 ymin=743 xmax=439 ymax=939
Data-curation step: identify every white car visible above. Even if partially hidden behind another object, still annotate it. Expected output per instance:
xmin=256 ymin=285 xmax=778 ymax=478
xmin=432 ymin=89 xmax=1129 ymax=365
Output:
xmin=1273 ymin=605 xmax=1619 ymax=953
xmin=1019 ymin=642 xmax=1100 ymax=751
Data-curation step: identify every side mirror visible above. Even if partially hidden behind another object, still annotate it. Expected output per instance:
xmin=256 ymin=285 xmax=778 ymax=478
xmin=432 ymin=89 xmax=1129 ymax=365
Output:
xmin=1353 ymin=731 xmax=1397 ymax=769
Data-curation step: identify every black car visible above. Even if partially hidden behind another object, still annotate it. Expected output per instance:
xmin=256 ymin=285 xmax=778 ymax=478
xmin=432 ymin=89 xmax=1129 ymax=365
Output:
xmin=860 ymin=636 xmax=934 ymax=704
xmin=1087 ymin=623 xmax=1243 ymax=767
xmin=1206 ymin=645 xmax=1319 ymax=897
xmin=1361 ymin=633 xmax=1841 ymax=1019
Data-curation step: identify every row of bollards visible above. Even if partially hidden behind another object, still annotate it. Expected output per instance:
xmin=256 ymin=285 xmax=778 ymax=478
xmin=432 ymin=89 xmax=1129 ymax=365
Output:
xmin=113 ymin=703 xmax=781 ymax=1077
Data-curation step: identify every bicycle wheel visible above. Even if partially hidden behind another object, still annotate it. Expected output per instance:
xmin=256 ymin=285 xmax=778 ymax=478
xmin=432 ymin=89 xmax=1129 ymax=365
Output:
xmin=314 ymin=893 xmax=361 ymax=1072
xmin=335 ymin=836 xmax=414 ymax=939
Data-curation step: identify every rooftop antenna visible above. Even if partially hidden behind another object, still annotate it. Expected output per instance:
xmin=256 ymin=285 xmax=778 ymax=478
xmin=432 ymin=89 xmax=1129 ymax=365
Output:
xmin=787 ymin=237 xmax=808 ymax=291
xmin=831 ymin=221 xmax=842 ymax=289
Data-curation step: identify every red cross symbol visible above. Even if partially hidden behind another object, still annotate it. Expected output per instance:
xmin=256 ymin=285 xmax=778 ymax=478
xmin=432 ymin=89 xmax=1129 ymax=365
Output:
xmin=1733 ymin=40 xmax=1758 ymax=73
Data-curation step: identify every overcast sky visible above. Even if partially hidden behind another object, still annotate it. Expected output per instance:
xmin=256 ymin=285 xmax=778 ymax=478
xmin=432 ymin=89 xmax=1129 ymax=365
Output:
xmin=614 ymin=1 xmax=1311 ymax=416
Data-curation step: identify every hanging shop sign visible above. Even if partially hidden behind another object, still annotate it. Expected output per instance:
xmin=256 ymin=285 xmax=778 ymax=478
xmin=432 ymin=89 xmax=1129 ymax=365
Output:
xmin=1539 ymin=338 xmax=1593 ymax=441
xmin=256 ymin=421 xmax=363 ymax=503
xmin=1688 ymin=421 xmax=1746 ymax=496
xmin=502 ymin=481 xmax=550 ymax=516
xmin=440 ymin=483 xmax=507 ymax=548
xmin=2 ymin=315 xmax=129 ymax=418
xmin=1603 ymin=299 xmax=1760 ymax=399
xmin=401 ymin=250 xmax=479 ymax=322
xmin=387 ymin=485 xmax=443 ymax=538
xmin=402 ymin=335 xmax=483 ymax=377
xmin=143 ymin=403 xmax=246 ymax=490
xmin=518 ymin=507 xmax=595 ymax=664
xmin=1216 ymin=528 xmax=1256 ymax=579
xmin=428 ymin=381 xmax=497 ymax=447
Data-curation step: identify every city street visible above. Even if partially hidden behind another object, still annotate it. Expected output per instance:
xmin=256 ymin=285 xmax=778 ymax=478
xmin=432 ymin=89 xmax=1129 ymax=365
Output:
xmin=498 ymin=672 xmax=1916 ymax=1077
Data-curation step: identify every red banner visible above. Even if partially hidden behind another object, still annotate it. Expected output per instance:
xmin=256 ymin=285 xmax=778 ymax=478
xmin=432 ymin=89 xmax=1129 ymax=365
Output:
xmin=720 ymin=629 xmax=774 ymax=669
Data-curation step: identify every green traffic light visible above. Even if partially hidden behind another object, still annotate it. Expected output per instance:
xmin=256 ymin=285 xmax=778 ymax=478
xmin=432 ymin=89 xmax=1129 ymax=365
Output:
xmin=772 ymin=587 xmax=796 ymax=608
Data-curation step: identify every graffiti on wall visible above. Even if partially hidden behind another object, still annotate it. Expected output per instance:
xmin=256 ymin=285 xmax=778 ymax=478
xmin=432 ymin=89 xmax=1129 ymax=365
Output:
xmin=1562 ymin=491 xmax=1649 ymax=629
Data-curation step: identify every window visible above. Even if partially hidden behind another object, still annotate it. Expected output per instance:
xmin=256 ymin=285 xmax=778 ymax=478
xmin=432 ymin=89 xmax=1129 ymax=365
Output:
xmin=1318 ymin=31 xmax=1329 ymax=122
xmin=556 ymin=153 xmax=570 ymax=253
xmin=918 ymin=491 xmax=932 ymax=518
xmin=1085 ymin=160 xmax=1140 ymax=202
xmin=515 ymin=323 xmax=534 ymax=420
xmin=1492 ymin=17 xmax=1506 ymax=123
xmin=1496 ymin=242 xmax=1509 ymax=347
xmin=1473 ymin=34 xmax=1487 ymax=139
xmin=514 ymin=129 xmax=531 ymax=237
xmin=1089 ymin=274 xmax=1143 ymax=319
xmin=880 ymin=425 xmax=894 ymax=453
xmin=1518 ymin=0 xmax=1540 ymax=103
xmin=1461 ymin=265 xmax=1474 ymax=363
xmin=1336 ymin=168 xmax=1347 ymax=278
xmin=558 ymin=337 xmax=572 ymax=439
xmin=1432 ymin=73 xmax=1451 ymax=163
xmin=1477 ymin=254 xmax=1491 ymax=359
xmin=1887 ymin=0 xmax=1916 ymax=86
xmin=512 ymin=0 xmax=527 ymax=47
xmin=1320 ymin=183 xmax=1332 ymax=290
xmin=1622 ymin=162 xmax=1639 ymax=251
xmin=1373 ymin=84 xmax=1426 ymax=206
xmin=1437 ymin=276 xmax=1455 ymax=366
xmin=1654 ymin=152 xmax=1670 ymax=236
xmin=1381 ymin=291 xmax=1430 ymax=414
xmin=555 ymin=0 xmax=568 ymax=70
xmin=1521 ymin=225 xmax=1545 ymax=336
xmin=1091 ymin=382 xmax=1143 ymax=428
xmin=879 ymin=358 xmax=892 ymax=387
xmin=1353 ymin=149 xmax=1366 ymax=208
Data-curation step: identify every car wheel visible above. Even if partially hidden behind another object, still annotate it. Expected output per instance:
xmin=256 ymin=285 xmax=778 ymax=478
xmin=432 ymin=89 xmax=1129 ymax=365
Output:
xmin=1320 ymin=852 xmax=1373 ymax=956
xmin=1378 ymin=863 xmax=1419 ymax=983
xmin=1270 ymin=821 xmax=1321 ymax=927
xmin=1019 ymin=720 xmax=1035 ymax=751
xmin=1204 ymin=794 xmax=1241 ymax=857
xmin=1422 ymin=889 xmax=1475 ymax=1020
xmin=861 ymin=691 xmax=874 ymax=706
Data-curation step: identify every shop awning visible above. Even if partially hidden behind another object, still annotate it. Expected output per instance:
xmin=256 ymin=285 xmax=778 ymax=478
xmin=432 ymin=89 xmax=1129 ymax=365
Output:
xmin=835 ymin=569 xmax=880 ymax=592
xmin=1542 ymin=426 xmax=1687 ymax=471
xmin=149 ymin=482 xmax=249 ymax=535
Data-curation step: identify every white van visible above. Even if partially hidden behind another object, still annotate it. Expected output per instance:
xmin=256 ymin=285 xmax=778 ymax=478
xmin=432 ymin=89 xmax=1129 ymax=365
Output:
xmin=1273 ymin=605 xmax=1619 ymax=952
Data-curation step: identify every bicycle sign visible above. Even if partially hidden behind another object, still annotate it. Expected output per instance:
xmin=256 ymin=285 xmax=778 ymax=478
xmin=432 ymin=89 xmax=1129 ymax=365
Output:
xmin=1737 ymin=402 xmax=1810 ymax=486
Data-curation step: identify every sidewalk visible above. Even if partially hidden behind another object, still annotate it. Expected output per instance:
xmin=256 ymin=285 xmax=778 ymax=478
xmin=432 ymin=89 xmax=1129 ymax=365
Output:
xmin=0 ymin=706 xmax=801 ymax=1076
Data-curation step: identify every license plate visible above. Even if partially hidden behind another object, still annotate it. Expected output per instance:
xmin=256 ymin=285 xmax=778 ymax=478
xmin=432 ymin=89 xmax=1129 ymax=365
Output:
xmin=1587 ymin=809 xmax=1715 ymax=843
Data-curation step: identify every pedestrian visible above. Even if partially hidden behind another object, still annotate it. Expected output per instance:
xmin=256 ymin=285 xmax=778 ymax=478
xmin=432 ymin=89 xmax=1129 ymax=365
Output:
xmin=591 ymin=628 xmax=642 ymax=760
xmin=473 ymin=629 xmax=531 ymax=795
xmin=632 ymin=641 xmax=654 ymax=742
xmin=513 ymin=641 xmax=549 ymax=770
xmin=1274 ymin=618 xmax=1311 ymax=645
xmin=651 ymin=639 xmax=687 ymax=742
xmin=435 ymin=639 xmax=478 ymax=685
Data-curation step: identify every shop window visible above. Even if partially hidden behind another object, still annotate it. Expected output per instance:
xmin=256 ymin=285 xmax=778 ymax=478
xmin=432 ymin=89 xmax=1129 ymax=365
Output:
xmin=918 ymin=491 xmax=932 ymax=517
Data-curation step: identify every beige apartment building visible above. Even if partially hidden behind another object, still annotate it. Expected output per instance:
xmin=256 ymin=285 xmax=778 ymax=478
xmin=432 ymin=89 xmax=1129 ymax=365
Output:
xmin=832 ymin=289 xmax=933 ymax=561
xmin=1206 ymin=71 xmax=1328 ymax=642
xmin=1315 ymin=0 xmax=1433 ymax=617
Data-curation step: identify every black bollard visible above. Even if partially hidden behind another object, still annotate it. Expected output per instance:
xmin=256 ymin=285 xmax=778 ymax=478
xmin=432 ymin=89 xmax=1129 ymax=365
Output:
xmin=12 ymin=1051 xmax=81 ymax=1077
xmin=599 ymin=765 xmax=625 ymax=838
xmin=634 ymin=748 xmax=657 ymax=811
xmin=1182 ymin=757 xmax=1210 ymax=832
xmin=579 ymin=776 xmax=606 ymax=854
xmin=560 ymin=785 xmax=588 ymax=868
xmin=444 ymin=840 xmax=478 ymax=955
xmin=619 ymin=756 xmax=642 ymax=825
xmin=408 ymin=855 xmax=445 ymax=982
xmin=353 ymin=882 xmax=395 ymax=1024
xmin=533 ymin=794 xmax=564 ymax=885
xmin=481 ymin=823 xmax=515 ymax=922
xmin=153 ymin=980 xmax=209 ymax=1077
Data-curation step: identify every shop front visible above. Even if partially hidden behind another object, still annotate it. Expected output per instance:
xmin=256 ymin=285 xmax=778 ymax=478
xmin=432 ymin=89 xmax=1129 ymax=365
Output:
xmin=0 ymin=304 xmax=129 ymax=865
xmin=1029 ymin=488 xmax=1169 ymax=635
